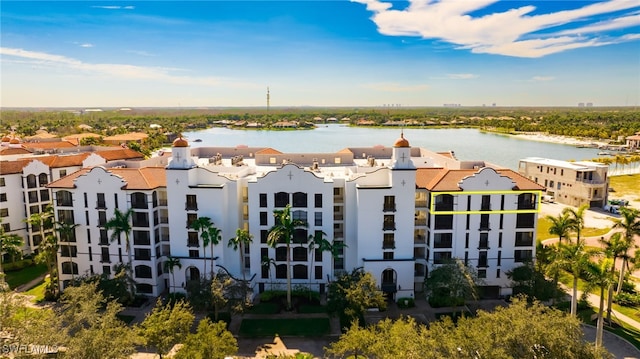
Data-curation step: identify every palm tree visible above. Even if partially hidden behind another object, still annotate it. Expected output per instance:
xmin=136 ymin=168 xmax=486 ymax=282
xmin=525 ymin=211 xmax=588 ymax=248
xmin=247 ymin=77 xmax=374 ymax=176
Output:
xmin=612 ymin=207 xmax=640 ymax=294
xmin=307 ymin=231 xmax=330 ymax=287
xmin=24 ymin=204 xmax=53 ymax=251
xmin=556 ymin=240 xmax=591 ymax=317
xmin=267 ymin=204 xmax=307 ymax=310
xmin=163 ymin=256 xmax=182 ymax=294
xmin=600 ymin=232 xmax=626 ymax=324
xmin=562 ymin=204 xmax=589 ymax=243
xmin=56 ymin=221 xmax=79 ymax=281
xmin=207 ymin=226 xmax=222 ymax=278
xmin=585 ymin=256 xmax=614 ymax=349
xmin=545 ymin=212 xmax=573 ymax=244
xmin=0 ymin=231 xmax=23 ymax=279
xmin=190 ymin=216 xmax=213 ymax=279
xmin=105 ymin=208 xmax=135 ymax=293
xmin=261 ymin=256 xmax=276 ymax=290
xmin=228 ymin=228 xmax=253 ymax=282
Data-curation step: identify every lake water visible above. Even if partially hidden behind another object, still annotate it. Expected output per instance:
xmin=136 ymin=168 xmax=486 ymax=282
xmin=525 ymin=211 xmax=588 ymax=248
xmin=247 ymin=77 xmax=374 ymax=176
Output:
xmin=182 ymin=125 xmax=602 ymax=170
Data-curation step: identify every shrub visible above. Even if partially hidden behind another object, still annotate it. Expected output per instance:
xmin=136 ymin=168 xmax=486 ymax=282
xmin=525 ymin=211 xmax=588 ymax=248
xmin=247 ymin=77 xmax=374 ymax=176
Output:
xmin=614 ymin=292 xmax=640 ymax=307
xmin=397 ymin=297 xmax=415 ymax=309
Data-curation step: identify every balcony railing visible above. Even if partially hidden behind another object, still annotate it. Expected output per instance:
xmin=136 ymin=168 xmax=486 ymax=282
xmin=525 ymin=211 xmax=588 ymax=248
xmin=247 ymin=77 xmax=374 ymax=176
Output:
xmin=414 ymin=218 xmax=427 ymax=226
xmin=185 ymin=202 xmax=198 ymax=211
xmin=415 ymin=200 xmax=427 ymax=208
xmin=383 ymin=204 xmax=396 ymax=212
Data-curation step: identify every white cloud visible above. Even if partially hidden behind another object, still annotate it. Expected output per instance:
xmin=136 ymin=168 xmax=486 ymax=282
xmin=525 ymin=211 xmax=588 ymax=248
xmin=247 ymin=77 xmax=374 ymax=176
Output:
xmin=531 ymin=76 xmax=555 ymax=81
xmin=447 ymin=73 xmax=477 ymax=80
xmin=80 ymin=43 xmax=94 ymax=48
xmin=127 ymin=50 xmax=155 ymax=57
xmin=351 ymin=0 xmax=640 ymax=57
xmin=361 ymin=82 xmax=429 ymax=92
xmin=0 ymin=47 xmax=223 ymax=87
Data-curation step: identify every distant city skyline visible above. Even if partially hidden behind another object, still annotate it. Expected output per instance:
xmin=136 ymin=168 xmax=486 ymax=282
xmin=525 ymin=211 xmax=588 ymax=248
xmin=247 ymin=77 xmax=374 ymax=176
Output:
xmin=1 ymin=1 xmax=639 ymax=108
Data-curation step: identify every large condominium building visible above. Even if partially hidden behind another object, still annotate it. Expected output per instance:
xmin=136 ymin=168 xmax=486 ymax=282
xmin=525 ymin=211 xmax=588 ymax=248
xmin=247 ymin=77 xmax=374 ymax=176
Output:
xmin=46 ymin=134 xmax=543 ymax=299
xmin=0 ymin=136 xmax=145 ymax=258
xmin=517 ymin=157 xmax=609 ymax=208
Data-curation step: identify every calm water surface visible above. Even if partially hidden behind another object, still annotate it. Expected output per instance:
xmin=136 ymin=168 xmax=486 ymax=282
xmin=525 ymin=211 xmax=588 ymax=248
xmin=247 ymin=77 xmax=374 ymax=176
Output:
xmin=182 ymin=125 xmax=602 ymax=170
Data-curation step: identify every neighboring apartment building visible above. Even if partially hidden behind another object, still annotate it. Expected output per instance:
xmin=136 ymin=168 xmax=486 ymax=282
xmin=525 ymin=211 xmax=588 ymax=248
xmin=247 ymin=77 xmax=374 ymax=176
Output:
xmin=0 ymin=137 xmax=146 ymax=259
xmin=517 ymin=157 xmax=609 ymax=208
xmin=47 ymin=134 xmax=542 ymax=299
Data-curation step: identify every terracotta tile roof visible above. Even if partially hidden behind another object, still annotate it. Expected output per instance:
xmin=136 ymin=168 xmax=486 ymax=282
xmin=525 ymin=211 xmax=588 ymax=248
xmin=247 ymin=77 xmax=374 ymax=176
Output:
xmin=416 ymin=167 xmax=545 ymax=191
xmin=22 ymin=141 xmax=76 ymax=149
xmin=0 ymin=159 xmax=33 ymax=175
xmin=255 ymin=148 xmax=283 ymax=155
xmin=0 ymin=147 xmax=32 ymax=156
xmin=48 ymin=167 xmax=166 ymax=190
xmin=103 ymin=132 xmax=148 ymax=142
xmin=94 ymin=148 xmax=145 ymax=161
xmin=62 ymin=133 xmax=102 ymax=146
xmin=48 ymin=153 xmax=90 ymax=168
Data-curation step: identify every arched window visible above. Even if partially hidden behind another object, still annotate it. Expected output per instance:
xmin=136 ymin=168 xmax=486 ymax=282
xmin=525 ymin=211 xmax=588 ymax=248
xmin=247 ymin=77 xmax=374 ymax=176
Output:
xmin=135 ymin=265 xmax=153 ymax=278
xmin=274 ymin=192 xmax=289 ymax=208
xmin=38 ymin=173 xmax=48 ymax=187
xmin=56 ymin=190 xmax=73 ymax=207
xmin=293 ymin=264 xmax=308 ymax=279
xmin=131 ymin=192 xmax=148 ymax=209
xmin=186 ymin=266 xmax=200 ymax=282
xmin=292 ymin=192 xmax=307 ymax=207
xmin=26 ymin=174 xmax=37 ymax=188
xmin=61 ymin=261 xmax=78 ymax=275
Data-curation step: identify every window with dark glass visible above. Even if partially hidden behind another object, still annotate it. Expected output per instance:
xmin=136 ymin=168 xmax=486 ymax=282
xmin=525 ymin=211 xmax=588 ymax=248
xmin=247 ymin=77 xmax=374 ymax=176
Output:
xmin=133 ymin=231 xmax=151 ymax=245
xmin=99 ymin=229 xmax=109 ymax=245
xmin=58 ymin=209 xmax=75 ymax=225
xmin=185 ymin=194 xmax=198 ymax=210
xmin=134 ymin=248 xmax=151 ymax=261
xmin=276 ymin=264 xmax=287 ymax=279
xmin=0 ymin=193 xmax=6 ymax=202
xmin=56 ymin=190 xmax=73 ymax=206
xmin=189 ymin=250 xmax=199 ymax=258
xmin=433 ymin=251 xmax=452 ymax=264
xmin=293 ymin=228 xmax=308 ymax=244
xmin=103 ymin=265 xmax=111 ymax=275
xmin=434 ymin=233 xmax=452 ymax=248
xmin=260 ymin=212 xmax=268 ymax=226
xmin=293 ymin=264 xmax=307 ymax=279
xmin=383 ymin=215 xmax=395 ymax=230
xmin=517 ymin=193 xmax=536 ymax=209
xmin=481 ymin=195 xmax=491 ymax=211
xmin=383 ymin=195 xmax=396 ymax=212
xmin=479 ymin=233 xmax=489 ymax=249
xmin=434 ymin=194 xmax=454 ymax=211
xmin=314 ymin=194 xmax=322 ymax=208
xmin=259 ymin=193 xmax=267 ymax=207
xmin=260 ymin=230 xmax=268 ymax=243
xmin=293 ymin=247 xmax=307 ymax=261
xmin=315 ymin=266 xmax=322 ymax=280
xmin=516 ymin=213 xmax=535 ymax=228
xmin=61 ymin=262 xmax=78 ymax=275
xmin=383 ymin=233 xmax=395 ymax=249
xmin=60 ymin=245 xmax=77 ymax=257
xmin=515 ymin=232 xmax=534 ymax=247
xmin=132 ymin=212 xmax=149 ymax=227
xmin=292 ymin=192 xmax=307 ymax=207
xmin=314 ymin=212 xmax=322 ymax=226
xmin=477 ymin=269 xmax=487 ymax=279
xmin=514 ymin=249 xmax=533 ymax=262
xmin=26 ymin=174 xmax=37 ymax=189
xmin=135 ymin=265 xmax=153 ymax=278
xmin=479 ymin=214 xmax=490 ymax=230
xmin=275 ymin=247 xmax=287 ymax=261
xmin=131 ymin=192 xmax=148 ymax=209
xmin=101 ymin=247 xmax=110 ymax=262
xmin=434 ymin=215 xmax=453 ymax=230
xmin=187 ymin=232 xmax=199 ymax=247
xmin=292 ymin=210 xmax=307 ymax=225
xmin=28 ymin=191 xmax=38 ymax=203
xmin=39 ymin=189 xmax=49 ymax=202
xmin=383 ymin=251 xmax=394 ymax=260
xmin=274 ymin=192 xmax=289 ymax=207
xmin=478 ymin=251 xmax=488 ymax=267
xmin=186 ymin=213 xmax=197 ymax=228
xmin=96 ymin=193 xmax=106 ymax=209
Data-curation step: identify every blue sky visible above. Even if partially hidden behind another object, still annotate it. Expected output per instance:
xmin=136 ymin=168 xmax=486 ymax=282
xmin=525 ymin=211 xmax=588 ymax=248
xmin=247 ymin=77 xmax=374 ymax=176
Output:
xmin=1 ymin=1 xmax=639 ymax=107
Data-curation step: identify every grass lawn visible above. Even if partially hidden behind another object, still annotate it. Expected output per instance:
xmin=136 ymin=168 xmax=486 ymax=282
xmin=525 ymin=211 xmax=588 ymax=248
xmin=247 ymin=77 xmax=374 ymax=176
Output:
xmin=239 ymin=318 xmax=330 ymax=337
xmin=537 ymin=217 xmax=610 ymax=241
xmin=610 ymin=174 xmax=640 ymax=201
xmin=5 ymin=264 xmax=47 ymax=290
xmin=25 ymin=278 xmax=47 ymax=302
xmin=249 ymin=302 xmax=280 ymax=315
xmin=298 ymin=304 xmax=327 ymax=314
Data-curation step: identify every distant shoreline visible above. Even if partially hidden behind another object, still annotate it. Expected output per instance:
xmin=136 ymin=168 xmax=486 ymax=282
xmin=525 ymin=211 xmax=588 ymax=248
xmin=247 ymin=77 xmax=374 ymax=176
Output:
xmin=509 ymin=132 xmax=609 ymax=147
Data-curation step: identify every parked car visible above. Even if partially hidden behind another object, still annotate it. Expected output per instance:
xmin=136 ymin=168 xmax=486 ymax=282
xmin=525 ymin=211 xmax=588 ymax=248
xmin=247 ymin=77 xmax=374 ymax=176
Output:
xmin=604 ymin=204 xmax=620 ymax=214
xmin=542 ymin=195 xmax=555 ymax=203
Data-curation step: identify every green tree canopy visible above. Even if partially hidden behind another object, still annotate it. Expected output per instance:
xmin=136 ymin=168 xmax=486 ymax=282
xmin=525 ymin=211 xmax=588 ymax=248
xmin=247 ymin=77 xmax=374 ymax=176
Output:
xmin=138 ymin=299 xmax=195 ymax=359
xmin=174 ymin=318 xmax=238 ymax=359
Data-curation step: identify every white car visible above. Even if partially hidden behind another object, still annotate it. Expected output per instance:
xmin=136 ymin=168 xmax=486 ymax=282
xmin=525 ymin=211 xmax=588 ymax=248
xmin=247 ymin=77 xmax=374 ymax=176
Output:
xmin=604 ymin=204 xmax=620 ymax=214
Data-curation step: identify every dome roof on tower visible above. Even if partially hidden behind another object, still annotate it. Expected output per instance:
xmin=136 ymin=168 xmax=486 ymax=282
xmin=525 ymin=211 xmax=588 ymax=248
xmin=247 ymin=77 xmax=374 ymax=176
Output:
xmin=393 ymin=132 xmax=410 ymax=147
xmin=1 ymin=136 xmax=10 ymax=142
xmin=172 ymin=137 xmax=189 ymax=147
xmin=9 ymin=138 xmax=21 ymax=145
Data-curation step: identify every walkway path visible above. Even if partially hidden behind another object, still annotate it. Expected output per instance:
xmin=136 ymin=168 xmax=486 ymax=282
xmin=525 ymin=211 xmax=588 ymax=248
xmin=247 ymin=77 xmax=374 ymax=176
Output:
xmin=14 ymin=273 xmax=47 ymax=292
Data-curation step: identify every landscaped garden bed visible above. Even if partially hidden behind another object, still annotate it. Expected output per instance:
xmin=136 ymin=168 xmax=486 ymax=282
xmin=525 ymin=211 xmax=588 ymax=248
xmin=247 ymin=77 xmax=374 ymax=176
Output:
xmin=239 ymin=318 xmax=330 ymax=337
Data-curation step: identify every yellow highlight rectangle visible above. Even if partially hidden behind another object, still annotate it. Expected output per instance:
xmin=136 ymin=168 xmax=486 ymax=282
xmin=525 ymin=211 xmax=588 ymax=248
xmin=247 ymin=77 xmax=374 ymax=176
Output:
xmin=429 ymin=190 xmax=542 ymax=215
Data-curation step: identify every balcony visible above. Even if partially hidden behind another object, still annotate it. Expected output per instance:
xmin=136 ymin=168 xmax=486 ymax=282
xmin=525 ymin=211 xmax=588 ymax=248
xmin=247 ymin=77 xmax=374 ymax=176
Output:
xmin=414 ymin=235 xmax=426 ymax=244
xmin=185 ymin=202 xmax=198 ymax=211
xmin=383 ymin=204 xmax=396 ymax=212
xmin=383 ymin=222 xmax=396 ymax=231
xmin=415 ymin=200 xmax=427 ymax=208
xmin=414 ymin=217 xmax=427 ymax=226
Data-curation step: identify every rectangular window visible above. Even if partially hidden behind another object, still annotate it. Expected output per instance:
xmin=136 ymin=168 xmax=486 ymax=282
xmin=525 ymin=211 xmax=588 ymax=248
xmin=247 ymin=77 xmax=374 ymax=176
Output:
xmin=188 ymin=232 xmax=199 ymax=247
xmin=260 ymin=230 xmax=268 ymax=244
xmin=28 ymin=191 xmax=38 ymax=203
xmin=434 ymin=215 xmax=453 ymax=230
xmin=259 ymin=212 xmax=268 ymax=226
xmin=514 ymin=250 xmax=533 ymax=262
xmin=101 ymin=247 xmax=110 ymax=263
xmin=2 ymin=223 xmax=10 ymax=232
xmin=189 ymin=250 xmax=199 ymax=258
xmin=516 ymin=213 xmax=535 ymax=228
xmin=383 ymin=215 xmax=395 ymax=230
xmin=479 ymin=233 xmax=489 ymax=249
xmin=133 ymin=231 xmax=151 ymax=246
xmin=39 ymin=189 xmax=49 ymax=202
xmin=259 ymin=193 xmax=267 ymax=207
xmin=2 ymin=207 xmax=12 ymax=217
xmin=434 ymin=233 xmax=452 ymax=248
xmin=515 ymin=232 xmax=534 ymax=247
xmin=83 ymin=193 xmax=88 ymax=208
xmin=383 ymin=195 xmax=396 ymax=212
xmin=465 ymin=233 xmax=469 ymax=249
xmin=481 ymin=195 xmax=491 ymax=211
xmin=99 ymin=229 xmax=109 ymax=245
xmin=479 ymin=214 xmax=490 ymax=230
xmin=59 ymin=169 xmax=67 ymax=177
xmin=498 ymin=232 xmax=503 ymax=248
xmin=497 ymin=251 xmax=502 ymax=266
xmin=314 ymin=194 xmax=322 ymax=208
xmin=186 ymin=194 xmax=198 ymax=210
xmin=0 ymin=193 xmax=6 ymax=202
xmin=383 ymin=233 xmax=395 ymax=249
xmin=433 ymin=251 xmax=452 ymax=264
xmin=315 ymin=266 xmax=323 ymax=280
xmin=186 ymin=213 xmax=197 ymax=228
xmin=103 ymin=265 xmax=111 ymax=276
xmin=496 ymin=268 xmax=501 ymax=278
xmin=114 ymin=193 xmax=118 ymax=208
xmin=478 ymin=251 xmax=488 ymax=267
xmin=0 ymin=178 xmax=4 ymax=186
xmin=314 ymin=212 xmax=322 ymax=226
xmin=60 ymin=245 xmax=78 ymax=257
xmin=85 ymin=211 xmax=90 ymax=226
xmin=134 ymin=248 xmax=151 ymax=261
xmin=478 ymin=269 xmax=487 ymax=279
xmin=383 ymin=251 xmax=394 ymax=260
xmin=97 ymin=193 xmax=106 ymax=209
xmin=98 ymin=211 xmax=107 ymax=227
xmin=88 ymin=247 xmax=93 ymax=261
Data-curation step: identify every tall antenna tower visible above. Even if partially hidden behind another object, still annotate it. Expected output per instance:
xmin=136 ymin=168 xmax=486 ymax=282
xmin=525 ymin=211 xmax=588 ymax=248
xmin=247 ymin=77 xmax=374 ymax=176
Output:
xmin=266 ymin=86 xmax=270 ymax=112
